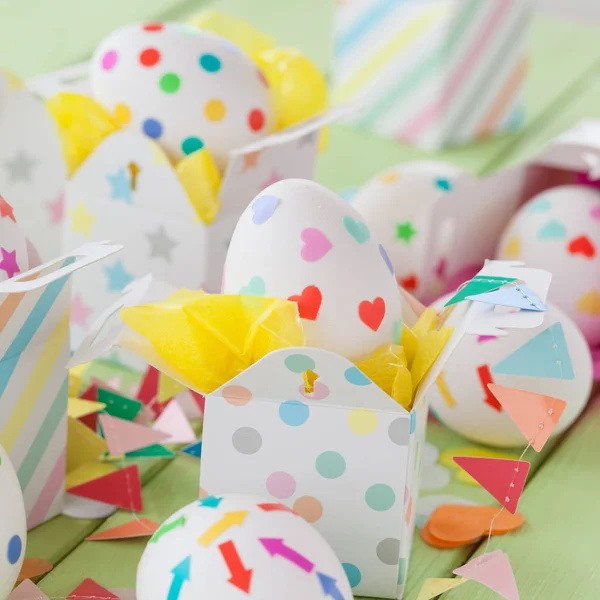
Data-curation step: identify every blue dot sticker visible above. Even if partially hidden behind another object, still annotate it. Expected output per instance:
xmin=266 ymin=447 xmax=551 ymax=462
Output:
xmin=199 ymin=53 xmax=221 ymax=72
xmin=410 ymin=411 xmax=416 ymax=434
xmin=279 ymin=400 xmax=309 ymax=426
xmin=142 ymin=118 xmax=163 ymax=139
xmin=342 ymin=563 xmax=362 ymax=588
xmin=344 ymin=367 xmax=371 ymax=386
xmin=284 ymin=354 xmax=315 ymax=374
xmin=7 ymin=535 xmax=22 ymax=564
xmin=181 ymin=136 xmax=204 ymax=155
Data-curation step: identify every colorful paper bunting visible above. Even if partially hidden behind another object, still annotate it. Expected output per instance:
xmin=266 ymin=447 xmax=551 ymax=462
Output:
xmin=86 ymin=518 xmax=159 ymax=541
xmin=97 ymin=388 xmax=144 ymax=421
xmin=99 ymin=413 xmax=169 ymax=456
xmin=416 ymin=577 xmax=468 ymax=599
xmin=491 ymin=323 xmax=574 ymax=380
xmin=67 ymin=417 xmax=108 ymax=473
xmin=182 ymin=440 xmax=202 ymax=458
xmin=444 ymin=276 xmax=517 ymax=307
xmin=8 ymin=580 xmax=49 ymax=600
xmin=153 ymin=400 xmax=196 ymax=444
xmin=16 ymin=558 xmax=53 ymax=582
xmin=467 ymin=284 xmax=547 ymax=312
xmin=67 ymin=465 xmax=143 ymax=511
xmin=126 ymin=444 xmax=176 ymax=459
xmin=453 ymin=457 xmax=530 ymax=514
xmin=488 ymin=384 xmax=567 ymax=451
xmin=65 ymin=462 xmax=118 ymax=490
xmin=68 ymin=396 xmax=107 ymax=419
xmin=67 ymin=579 xmax=119 ymax=600
xmin=454 ymin=550 xmax=519 ymax=600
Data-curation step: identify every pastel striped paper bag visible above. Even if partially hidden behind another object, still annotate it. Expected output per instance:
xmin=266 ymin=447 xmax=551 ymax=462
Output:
xmin=333 ymin=0 xmax=533 ymax=149
xmin=0 ymin=242 xmax=120 ymax=529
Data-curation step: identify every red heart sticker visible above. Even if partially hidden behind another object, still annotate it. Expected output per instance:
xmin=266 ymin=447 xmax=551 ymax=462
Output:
xmin=359 ymin=297 xmax=386 ymax=331
xmin=567 ymin=235 xmax=596 ymax=258
xmin=288 ymin=285 xmax=322 ymax=320
xmin=398 ymin=273 xmax=419 ymax=291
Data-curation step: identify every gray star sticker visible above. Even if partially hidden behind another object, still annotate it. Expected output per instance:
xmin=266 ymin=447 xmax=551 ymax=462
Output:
xmin=298 ymin=131 xmax=318 ymax=147
xmin=4 ymin=152 xmax=38 ymax=182
xmin=146 ymin=225 xmax=178 ymax=262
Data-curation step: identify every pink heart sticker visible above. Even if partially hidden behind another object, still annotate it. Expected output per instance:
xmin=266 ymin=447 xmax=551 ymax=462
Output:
xmin=300 ymin=228 xmax=332 ymax=262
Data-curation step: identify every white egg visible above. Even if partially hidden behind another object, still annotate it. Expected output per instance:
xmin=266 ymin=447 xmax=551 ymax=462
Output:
xmin=496 ymin=185 xmax=600 ymax=345
xmin=0 ymin=444 xmax=26 ymax=600
xmin=136 ymin=493 xmax=353 ymax=600
xmin=428 ymin=294 xmax=593 ymax=448
xmin=352 ymin=161 xmax=462 ymax=300
xmin=90 ymin=22 xmax=274 ymax=167
xmin=222 ymin=179 xmax=403 ymax=361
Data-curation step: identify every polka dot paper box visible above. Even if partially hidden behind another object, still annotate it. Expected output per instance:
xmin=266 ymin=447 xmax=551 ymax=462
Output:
xmin=26 ymin=21 xmax=343 ymax=351
xmin=333 ymin=0 xmax=534 ymax=149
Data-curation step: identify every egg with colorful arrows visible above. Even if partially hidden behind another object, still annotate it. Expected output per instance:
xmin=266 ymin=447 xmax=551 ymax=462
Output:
xmin=0 ymin=443 xmax=27 ymax=600
xmin=136 ymin=493 xmax=353 ymax=600
xmin=428 ymin=294 xmax=593 ymax=447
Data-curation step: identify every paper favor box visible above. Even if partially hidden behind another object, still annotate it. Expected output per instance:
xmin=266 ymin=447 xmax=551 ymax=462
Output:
xmin=333 ymin=0 xmax=533 ymax=149
xmin=0 ymin=241 xmax=120 ymax=528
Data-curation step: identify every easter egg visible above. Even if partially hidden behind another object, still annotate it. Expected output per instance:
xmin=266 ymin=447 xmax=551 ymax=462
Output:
xmin=90 ymin=22 xmax=274 ymax=167
xmin=136 ymin=493 xmax=353 ymax=600
xmin=0 ymin=444 xmax=27 ymax=600
xmin=496 ymin=185 xmax=600 ymax=345
xmin=222 ymin=179 xmax=402 ymax=361
xmin=428 ymin=294 xmax=593 ymax=448
xmin=352 ymin=161 xmax=462 ymax=300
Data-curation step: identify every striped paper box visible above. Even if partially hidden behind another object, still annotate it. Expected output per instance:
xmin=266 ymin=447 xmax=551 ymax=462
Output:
xmin=333 ymin=0 xmax=534 ymax=149
xmin=0 ymin=241 xmax=120 ymax=529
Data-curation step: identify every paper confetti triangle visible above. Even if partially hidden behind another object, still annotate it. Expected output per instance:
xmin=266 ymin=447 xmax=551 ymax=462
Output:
xmin=17 ymin=558 xmax=53 ymax=582
xmin=97 ymin=388 xmax=144 ymax=421
xmin=67 ymin=578 xmax=119 ymax=600
xmin=68 ymin=396 xmax=107 ymax=419
xmin=444 ymin=276 xmax=517 ymax=307
xmin=137 ymin=365 xmax=160 ymax=405
xmin=466 ymin=284 xmax=547 ymax=312
xmin=416 ymin=577 xmax=468 ymax=600
xmin=67 ymin=465 xmax=143 ymax=511
xmin=189 ymin=390 xmax=206 ymax=415
xmin=126 ymin=444 xmax=176 ymax=459
xmin=8 ymin=579 xmax=49 ymax=600
xmin=488 ymin=384 xmax=567 ymax=451
xmin=67 ymin=417 xmax=108 ymax=473
xmin=453 ymin=456 xmax=530 ymax=514
xmin=491 ymin=322 xmax=574 ymax=380
xmin=65 ymin=462 xmax=118 ymax=490
xmin=80 ymin=382 xmax=100 ymax=401
xmin=99 ymin=413 xmax=169 ymax=455
xmin=86 ymin=517 xmax=159 ymax=541
xmin=454 ymin=550 xmax=520 ymax=600
xmin=153 ymin=400 xmax=196 ymax=444
xmin=182 ymin=440 xmax=202 ymax=458
xmin=158 ymin=372 xmax=186 ymax=403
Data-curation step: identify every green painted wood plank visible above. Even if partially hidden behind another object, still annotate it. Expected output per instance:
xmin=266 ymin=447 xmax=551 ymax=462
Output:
xmin=442 ymin=391 xmax=600 ymax=600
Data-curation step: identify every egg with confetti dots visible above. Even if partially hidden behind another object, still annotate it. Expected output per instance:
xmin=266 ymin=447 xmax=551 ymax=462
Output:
xmin=496 ymin=185 xmax=600 ymax=345
xmin=428 ymin=294 xmax=593 ymax=448
xmin=136 ymin=493 xmax=353 ymax=600
xmin=90 ymin=22 xmax=274 ymax=167
xmin=222 ymin=179 xmax=403 ymax=361
xmin=351 ymin=161 xmax=463 ymax=301
xmin=0 ymin=444 xmax=27 ymax=600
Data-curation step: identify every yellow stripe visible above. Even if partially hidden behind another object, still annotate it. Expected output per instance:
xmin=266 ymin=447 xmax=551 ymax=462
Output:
xmin=1 ymin=310 xmax=70 ymax=451
xmin=337 ymin=5 xmax=446 ymax=100
xmin=435 ymin=371 xmax=456 ymax=408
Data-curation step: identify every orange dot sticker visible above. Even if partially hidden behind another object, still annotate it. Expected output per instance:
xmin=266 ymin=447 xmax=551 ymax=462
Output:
xmin=204 ymin=99 xmax=226 ymax=122
xmin=293 ymin=496 xmax=323 ymax=523
xmin=222 ymin=385 xmax=252 ymax=406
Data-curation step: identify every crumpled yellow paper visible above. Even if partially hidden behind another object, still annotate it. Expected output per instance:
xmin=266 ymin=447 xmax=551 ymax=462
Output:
xmin=121 ymin=291 xmax=305 ymax=394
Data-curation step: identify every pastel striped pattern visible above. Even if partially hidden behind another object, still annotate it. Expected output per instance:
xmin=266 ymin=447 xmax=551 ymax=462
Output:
xmin=0 ymin=259 xmax=74 ymax=527
xmin=333 ymin=0 xmax=532 ymax=148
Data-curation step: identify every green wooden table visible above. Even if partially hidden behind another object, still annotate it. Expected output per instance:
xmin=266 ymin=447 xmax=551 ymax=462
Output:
xmin=10 ymin=1 xmax=600 ymax=598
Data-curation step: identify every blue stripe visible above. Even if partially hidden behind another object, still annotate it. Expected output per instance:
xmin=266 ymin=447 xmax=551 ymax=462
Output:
xmin=0 ymin=258 xmax=74 ymax=397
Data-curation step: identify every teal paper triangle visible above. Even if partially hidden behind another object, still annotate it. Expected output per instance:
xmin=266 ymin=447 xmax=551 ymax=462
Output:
xmin=444 ymin=276 xmax=517 ymax=307
xmin=491 ymin=322 xmax=574 ymax=379
xmin=125 ymin=444 xmax=176 ymax=459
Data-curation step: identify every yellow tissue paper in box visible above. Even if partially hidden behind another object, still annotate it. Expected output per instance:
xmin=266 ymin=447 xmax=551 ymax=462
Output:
xmin=121 ymin=292 xmax=304 ymax=394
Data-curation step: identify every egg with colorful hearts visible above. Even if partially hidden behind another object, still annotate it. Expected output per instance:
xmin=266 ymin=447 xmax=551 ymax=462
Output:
xmin=0 ymin=444 xmax=27 ymax=600
xmin=496 ymin=185 xmax=600 ymax=346
xmin=428 ymin=294 xmax=593 ymax=448
xmin=0 ymin=196 xmax=30 ymax=283
xmin=351 ymin=160 xmax=463 ymax=301
xmin=136 ymin=493 xmax=353 ymax=600
xmin=90 ymin=22 xmax=274 ymax=167
xmin=222 ymin=179 xmax=402 ymax=361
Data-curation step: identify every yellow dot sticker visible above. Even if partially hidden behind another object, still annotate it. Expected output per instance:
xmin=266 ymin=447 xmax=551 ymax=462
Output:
xmin=347 ymin=409 xmax=378 ymax=435
xmin=204 ymin=99 xmax=226 ymax=122
xmin=114 ymin=103 xmax=131 ymax=125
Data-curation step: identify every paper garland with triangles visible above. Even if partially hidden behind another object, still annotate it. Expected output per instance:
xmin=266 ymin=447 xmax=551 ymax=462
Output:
xmin=444 ymin=276 xmax=518 ymax=306
xmin=416 ymin=577 xmax=467 ymax=599
xmin=454 ymin=550 xmax=519 ymax=600
xmin=466 ymin=283 xmax=547 ymax=312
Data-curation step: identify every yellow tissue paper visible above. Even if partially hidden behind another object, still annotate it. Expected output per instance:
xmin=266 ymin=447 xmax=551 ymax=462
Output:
xmin=47 ymin=93 xmax=119 ymax=175
xmin=188 ymin=10 xmax=276 ymax=59
xmin=121 ymin=293 xmax=304 ymax=394
xmin=175 ymin=148 xmax=222 ymax=225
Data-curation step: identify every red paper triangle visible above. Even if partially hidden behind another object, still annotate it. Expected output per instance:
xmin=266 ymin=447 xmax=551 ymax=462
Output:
xmin=67 ymin=465 xmax=143 ymax=511
xmin=86 ymin=518 xmax=159 ymax=541
xmin=80 ymin=383 xmax=99 ymax=402
xmin=488 ymin=384 xmax=566 ymax=451
xmin=67 ymin=579 xmax=119 ymax=600
xmin=453 ymin=456 xmax=530 ymax=514
xmin=137 ymin=366 xmax=160 ymax=405
xmin=190 ymin=390 xmax=206 ymax=416
xmin=79 ymin=412 xmax=98 ymax=431
xmin=99 ymin=413 xmax=169 ymax=456
xmin=454 ymin=550 xmax=519 ymax=600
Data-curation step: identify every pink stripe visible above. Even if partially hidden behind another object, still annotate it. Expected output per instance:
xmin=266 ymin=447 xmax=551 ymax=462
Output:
xmin=400 ymin=0 xmax=513 ymax=140
xmin=27 ymin=448 xmax=66 ymax=529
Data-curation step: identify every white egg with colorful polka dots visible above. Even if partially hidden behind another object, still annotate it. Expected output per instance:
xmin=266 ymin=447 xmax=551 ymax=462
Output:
xmin=496 ymin=185 xmax=600 ymax=345
xmin=90 ymin=22 xmax=274 ymax=167
xmin=222 ymin=179 xmax=403 ymax=361
xmin=136 ymin=493 xmax=353 ymax=600
xmin=0 ymin=444 xmax=26 ymax=600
